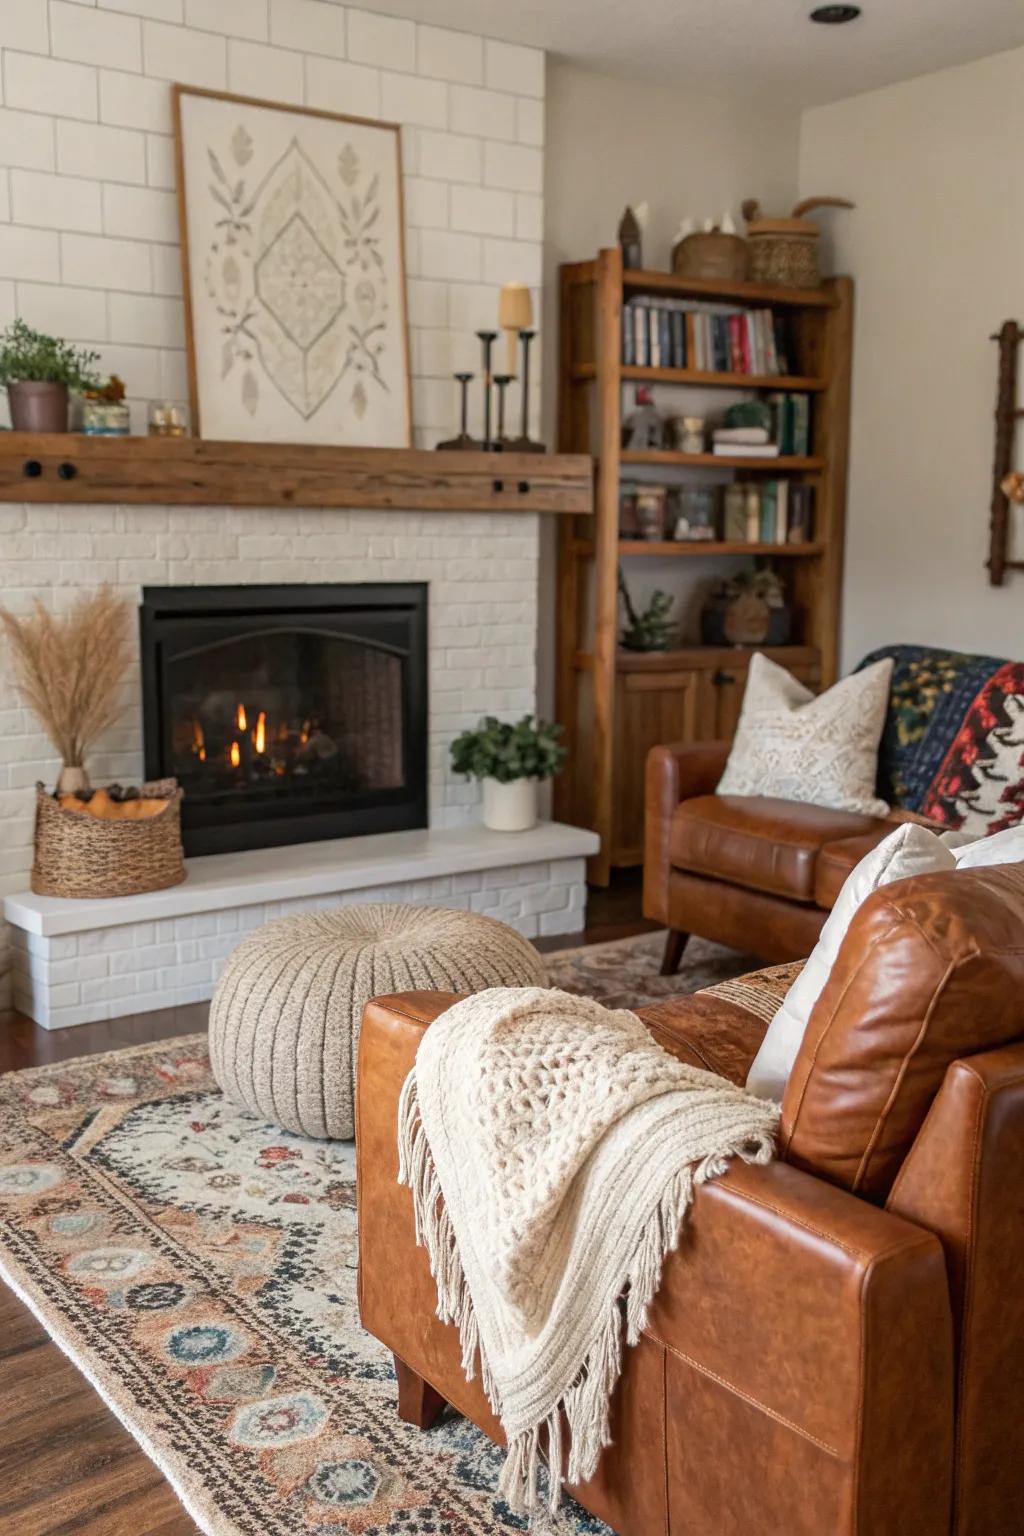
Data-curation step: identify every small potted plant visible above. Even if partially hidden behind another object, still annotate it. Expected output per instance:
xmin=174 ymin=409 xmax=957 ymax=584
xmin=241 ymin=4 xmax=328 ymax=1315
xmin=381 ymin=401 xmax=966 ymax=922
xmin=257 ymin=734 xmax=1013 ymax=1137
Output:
xmin=450 ymin=714 xmax=567 ymax=832
xmin=0 ymin=318 xmax=100 ymax=433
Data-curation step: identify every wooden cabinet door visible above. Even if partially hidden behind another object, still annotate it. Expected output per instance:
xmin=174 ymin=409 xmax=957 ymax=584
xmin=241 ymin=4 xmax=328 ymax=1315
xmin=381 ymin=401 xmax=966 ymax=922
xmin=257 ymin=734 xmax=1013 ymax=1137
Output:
xmin=612 ymin=669 xmax=699 ymax=865
xmin=701 ymin=658 xmax=821 ymax=740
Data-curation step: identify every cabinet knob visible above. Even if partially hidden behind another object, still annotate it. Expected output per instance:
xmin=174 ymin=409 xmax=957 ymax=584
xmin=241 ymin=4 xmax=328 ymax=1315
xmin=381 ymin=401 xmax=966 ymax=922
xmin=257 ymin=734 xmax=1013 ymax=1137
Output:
xmin=57 ymin=461 xmax=77 ymax=481
xmin=713 ymin=669 xmax=736 ymax=686
xmin=23 ymin=459 xmax=43 ymax=479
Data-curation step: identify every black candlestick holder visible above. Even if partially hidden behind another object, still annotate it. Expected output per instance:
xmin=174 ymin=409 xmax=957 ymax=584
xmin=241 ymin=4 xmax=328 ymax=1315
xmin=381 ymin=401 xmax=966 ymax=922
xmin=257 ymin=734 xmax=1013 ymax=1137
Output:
xmin=436 ymin=372 xmax=478 ymax=450
xmin=476 ymin=330 xmax=498 ymax=449
xmin=493 ymin=374 xmax=513 ymax=449
xmin=511 ymin=330 xmax=545 ymax=453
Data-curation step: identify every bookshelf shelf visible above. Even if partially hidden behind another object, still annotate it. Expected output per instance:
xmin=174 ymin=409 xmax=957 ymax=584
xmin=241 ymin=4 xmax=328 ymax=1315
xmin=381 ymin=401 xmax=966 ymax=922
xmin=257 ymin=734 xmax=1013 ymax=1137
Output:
xmin=573 ymin=364 xmax=827 ymax=392
xmin=621 ymin=449 xmax=823 ymax=471
xmin=620 ymin=269 xmax=835 ymax=309
xmin=555 ymin=247 xmax=852 ymax=883
xmin=572 ymin=540 xmax=824 ymax=558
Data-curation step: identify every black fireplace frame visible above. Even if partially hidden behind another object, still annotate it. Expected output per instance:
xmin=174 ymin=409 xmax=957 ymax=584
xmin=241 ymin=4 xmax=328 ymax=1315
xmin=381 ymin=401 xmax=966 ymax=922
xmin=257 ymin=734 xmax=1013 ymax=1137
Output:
xmin=140 ymin=582 xmax=428 ymax=858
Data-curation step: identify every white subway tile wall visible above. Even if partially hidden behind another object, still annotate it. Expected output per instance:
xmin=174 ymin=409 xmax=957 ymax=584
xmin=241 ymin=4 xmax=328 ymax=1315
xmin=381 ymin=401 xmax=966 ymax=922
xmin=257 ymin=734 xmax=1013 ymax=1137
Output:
xmin=0 ymin=4 xmax=543 ymax=446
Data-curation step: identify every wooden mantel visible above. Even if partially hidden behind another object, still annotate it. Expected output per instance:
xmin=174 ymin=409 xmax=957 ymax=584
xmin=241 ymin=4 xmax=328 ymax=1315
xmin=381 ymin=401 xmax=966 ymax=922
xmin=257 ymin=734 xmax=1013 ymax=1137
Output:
xmin=0 ymin=432 xmax=593 ymax=515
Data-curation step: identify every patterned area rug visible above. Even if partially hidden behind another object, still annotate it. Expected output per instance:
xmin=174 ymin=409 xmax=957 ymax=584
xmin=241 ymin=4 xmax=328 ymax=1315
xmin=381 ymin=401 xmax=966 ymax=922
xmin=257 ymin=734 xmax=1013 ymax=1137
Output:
xmin=0 ymin=930 xmax=754 ymax=1536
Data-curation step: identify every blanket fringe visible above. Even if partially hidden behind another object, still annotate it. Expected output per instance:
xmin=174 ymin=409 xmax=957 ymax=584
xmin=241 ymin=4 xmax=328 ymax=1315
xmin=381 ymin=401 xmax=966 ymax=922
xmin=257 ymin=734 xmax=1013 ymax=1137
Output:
xmin=398 ymin=1063 xmax=776 ymax=1516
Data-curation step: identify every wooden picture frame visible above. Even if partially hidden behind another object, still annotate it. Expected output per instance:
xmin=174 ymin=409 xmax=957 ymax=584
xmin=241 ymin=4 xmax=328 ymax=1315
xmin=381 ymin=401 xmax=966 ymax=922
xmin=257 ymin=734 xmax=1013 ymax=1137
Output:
xmin=172 ymin=84 xmax=412 ymax=448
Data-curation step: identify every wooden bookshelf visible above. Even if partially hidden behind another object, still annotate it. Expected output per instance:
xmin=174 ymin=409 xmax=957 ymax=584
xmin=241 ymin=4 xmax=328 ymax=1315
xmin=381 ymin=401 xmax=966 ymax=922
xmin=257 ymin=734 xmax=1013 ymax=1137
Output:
xmin=555 ymin=246 xmax=853 ymax=883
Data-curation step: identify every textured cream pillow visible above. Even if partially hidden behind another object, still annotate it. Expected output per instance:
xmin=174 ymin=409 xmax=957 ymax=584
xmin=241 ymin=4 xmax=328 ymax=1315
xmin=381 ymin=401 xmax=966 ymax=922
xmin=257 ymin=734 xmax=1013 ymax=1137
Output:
xmin=745 ymin=821 xmax=955 ymax=1101
xmin=716 ymin=653 xmax=894 ymax=817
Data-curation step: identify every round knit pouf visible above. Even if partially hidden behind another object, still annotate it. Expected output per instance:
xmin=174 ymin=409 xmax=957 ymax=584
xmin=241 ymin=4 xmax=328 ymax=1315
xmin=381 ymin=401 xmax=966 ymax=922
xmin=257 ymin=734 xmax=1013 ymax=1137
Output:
xmin=208 ymin=903 xmax=547 ymax=1140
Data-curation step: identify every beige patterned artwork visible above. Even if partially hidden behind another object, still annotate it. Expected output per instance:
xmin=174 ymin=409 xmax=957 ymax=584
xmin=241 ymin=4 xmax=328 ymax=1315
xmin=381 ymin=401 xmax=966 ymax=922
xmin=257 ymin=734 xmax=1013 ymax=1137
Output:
xmin=174 ymin=87 xmax=411 ymax=446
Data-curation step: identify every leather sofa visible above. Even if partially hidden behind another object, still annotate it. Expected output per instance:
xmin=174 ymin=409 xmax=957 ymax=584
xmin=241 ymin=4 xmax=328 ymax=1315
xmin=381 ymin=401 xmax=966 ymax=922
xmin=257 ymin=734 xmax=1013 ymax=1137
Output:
xmin=643 ymin=738 xmax=905 ymax=970
xmin=357 ymin=863 xmax=1024 ymax=1536
xmin=643 ymin=642 xmax=1020 ymax=972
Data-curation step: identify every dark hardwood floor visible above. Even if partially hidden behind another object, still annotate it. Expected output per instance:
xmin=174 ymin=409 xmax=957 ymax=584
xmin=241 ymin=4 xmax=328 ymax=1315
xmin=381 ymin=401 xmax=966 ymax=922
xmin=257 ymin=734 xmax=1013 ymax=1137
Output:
xmin=0 ymin=872 xmax=652 ymax=1533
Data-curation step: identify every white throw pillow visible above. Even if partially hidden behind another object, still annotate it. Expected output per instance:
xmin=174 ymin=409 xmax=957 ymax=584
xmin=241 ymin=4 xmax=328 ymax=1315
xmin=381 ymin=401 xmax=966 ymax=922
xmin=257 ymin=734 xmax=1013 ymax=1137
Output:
xmin=716 ymin=653 xmax=894 ymax=817
xmin=745 ymin=822 xmax=955 ymax=1102
xmin=952 ymin=823 xmax=1024 ymax=868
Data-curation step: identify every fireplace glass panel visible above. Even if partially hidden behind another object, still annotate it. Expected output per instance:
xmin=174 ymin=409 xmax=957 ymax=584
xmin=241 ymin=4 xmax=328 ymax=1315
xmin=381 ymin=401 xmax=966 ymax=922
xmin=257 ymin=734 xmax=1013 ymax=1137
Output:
xmin=168 ymin=628 xmax=405 ymax=810
xmin=141 ymin=585 xmax=427 ymax=856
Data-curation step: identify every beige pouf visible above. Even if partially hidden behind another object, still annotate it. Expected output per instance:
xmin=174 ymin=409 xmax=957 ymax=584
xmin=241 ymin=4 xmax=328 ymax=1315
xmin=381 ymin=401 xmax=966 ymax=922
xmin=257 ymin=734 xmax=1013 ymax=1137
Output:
xmin=208 ymin=903 xmax=548 ymax=1139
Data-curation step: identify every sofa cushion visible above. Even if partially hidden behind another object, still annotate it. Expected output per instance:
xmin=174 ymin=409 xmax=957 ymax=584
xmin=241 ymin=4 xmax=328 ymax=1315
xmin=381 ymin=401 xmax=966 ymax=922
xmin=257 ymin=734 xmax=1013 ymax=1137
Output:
xmin=670 ymin=794 xmax=888 ymax=903
xmin=780 ymin=864 xmax=1024 ymax=1198
xmin=639 ymin=962 xmax=795 ymax=1084
xmin=814 ymin=826 xmax=900 ymax=907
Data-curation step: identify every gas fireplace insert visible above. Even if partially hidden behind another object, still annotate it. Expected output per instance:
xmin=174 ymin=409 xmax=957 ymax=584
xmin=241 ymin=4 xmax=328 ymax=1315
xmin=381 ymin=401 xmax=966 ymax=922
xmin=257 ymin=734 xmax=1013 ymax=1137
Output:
xmin=140 ymin=583 xmax=428 ymax=857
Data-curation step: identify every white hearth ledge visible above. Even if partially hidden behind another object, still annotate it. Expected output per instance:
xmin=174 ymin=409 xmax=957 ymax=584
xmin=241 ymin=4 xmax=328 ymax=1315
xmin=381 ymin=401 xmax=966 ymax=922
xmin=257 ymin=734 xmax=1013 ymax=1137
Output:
xmin=5 ymin=822 xmax=599 ymax=1030
xmin=5 ymin=822 xmax=599 ymax=938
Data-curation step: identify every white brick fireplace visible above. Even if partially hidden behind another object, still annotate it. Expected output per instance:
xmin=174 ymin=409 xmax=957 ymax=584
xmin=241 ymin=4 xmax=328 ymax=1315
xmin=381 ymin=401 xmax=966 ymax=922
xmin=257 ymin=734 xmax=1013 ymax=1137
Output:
xmin=2 ymin=500 xmax=597 ymax=1028
xmin=0 ymin=6 xmax=585 ymax=1027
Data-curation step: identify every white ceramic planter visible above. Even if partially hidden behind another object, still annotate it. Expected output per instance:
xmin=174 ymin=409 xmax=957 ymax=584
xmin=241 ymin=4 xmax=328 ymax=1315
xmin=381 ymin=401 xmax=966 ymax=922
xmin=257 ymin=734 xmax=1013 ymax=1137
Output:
xmin=481 ymin=776 xmax=538 ymax=832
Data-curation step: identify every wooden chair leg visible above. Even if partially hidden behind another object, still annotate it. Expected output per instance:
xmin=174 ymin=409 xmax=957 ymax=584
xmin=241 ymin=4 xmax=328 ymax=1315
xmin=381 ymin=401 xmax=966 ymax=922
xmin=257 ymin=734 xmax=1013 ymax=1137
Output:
xmin=394 ymin=1354 xmax=447 ymax=1429
xmin=660 ymin=928 xmax=690 ymax=976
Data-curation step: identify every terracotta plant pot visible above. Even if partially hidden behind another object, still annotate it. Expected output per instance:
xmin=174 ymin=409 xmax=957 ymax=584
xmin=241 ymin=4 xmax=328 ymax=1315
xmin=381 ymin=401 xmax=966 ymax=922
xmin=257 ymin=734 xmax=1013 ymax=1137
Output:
xmin=7 ymin=380 xmax=70 ymax=433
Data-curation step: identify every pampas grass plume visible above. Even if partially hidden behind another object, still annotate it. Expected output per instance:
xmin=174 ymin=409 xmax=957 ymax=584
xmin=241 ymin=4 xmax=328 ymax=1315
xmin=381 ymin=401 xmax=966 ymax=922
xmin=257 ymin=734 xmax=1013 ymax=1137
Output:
xmin=1 ymin=586 xmax=131 ymax=788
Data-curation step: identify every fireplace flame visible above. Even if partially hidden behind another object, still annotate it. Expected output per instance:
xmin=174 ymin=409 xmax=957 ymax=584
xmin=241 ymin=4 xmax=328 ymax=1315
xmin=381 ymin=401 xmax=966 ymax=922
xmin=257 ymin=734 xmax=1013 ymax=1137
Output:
xmin=192 ymin=718 xmax=205 ymax=753
xmin=229 ymin=740 xmax=241 ymax=768
xmin=253 ymin=711 xmax=266 ymax=754
xmin=236 ymin=703 xmax=247 ymax=732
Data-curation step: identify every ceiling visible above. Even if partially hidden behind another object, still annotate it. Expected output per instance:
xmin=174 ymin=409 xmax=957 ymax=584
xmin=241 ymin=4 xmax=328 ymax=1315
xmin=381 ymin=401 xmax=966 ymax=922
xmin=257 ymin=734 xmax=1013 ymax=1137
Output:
xmin=354 ymin=0 xmax=1024 ymax=107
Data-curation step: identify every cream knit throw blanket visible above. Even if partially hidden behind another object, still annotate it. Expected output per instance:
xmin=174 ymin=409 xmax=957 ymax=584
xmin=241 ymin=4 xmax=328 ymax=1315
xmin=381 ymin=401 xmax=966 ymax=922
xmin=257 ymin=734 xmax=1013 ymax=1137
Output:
xmin=397 ymin=986 xmax=778 ymax=1515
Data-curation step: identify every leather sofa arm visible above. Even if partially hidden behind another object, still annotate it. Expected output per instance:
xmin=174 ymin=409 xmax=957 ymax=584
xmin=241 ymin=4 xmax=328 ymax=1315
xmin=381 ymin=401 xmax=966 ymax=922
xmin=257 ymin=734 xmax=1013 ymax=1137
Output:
xmin=647 ymin=1158 xmax=953 ymax=1535
xmin=643 ymin=740 xmax=730 ymax=925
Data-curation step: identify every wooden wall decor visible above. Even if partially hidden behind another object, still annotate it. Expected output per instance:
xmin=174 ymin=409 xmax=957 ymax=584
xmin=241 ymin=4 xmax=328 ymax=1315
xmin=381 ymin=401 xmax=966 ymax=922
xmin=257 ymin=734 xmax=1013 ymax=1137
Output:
xmin=988 ymin=319 xmax=1022 ymax=586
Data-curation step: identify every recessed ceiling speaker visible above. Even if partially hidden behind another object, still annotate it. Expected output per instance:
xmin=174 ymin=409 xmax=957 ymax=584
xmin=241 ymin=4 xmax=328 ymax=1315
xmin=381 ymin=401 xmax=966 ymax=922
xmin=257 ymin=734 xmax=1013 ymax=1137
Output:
xmin=810 ymin=4 xmax=861 ymax=21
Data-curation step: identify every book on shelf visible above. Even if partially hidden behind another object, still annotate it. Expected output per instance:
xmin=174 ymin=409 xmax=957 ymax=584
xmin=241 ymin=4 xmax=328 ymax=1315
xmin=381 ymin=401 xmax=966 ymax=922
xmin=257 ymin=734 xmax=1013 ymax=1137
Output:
xmin=713 ymin=441 xmax=780 ymax=458
xmin=768 ymin=392 xmax=811 ymax=455
xmin=722 ymin=481 xmax=815 ymax=545
xmin=621 ymin=297 xmax=793 ymax=375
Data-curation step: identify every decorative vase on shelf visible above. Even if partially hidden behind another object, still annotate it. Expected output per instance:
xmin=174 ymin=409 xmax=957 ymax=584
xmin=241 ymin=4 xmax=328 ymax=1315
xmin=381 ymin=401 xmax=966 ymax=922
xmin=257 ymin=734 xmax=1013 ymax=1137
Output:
xmin=482 ymin=775 xmax=539 ymax=833
xmin=0 ymin=320 xmax=100 ymax=434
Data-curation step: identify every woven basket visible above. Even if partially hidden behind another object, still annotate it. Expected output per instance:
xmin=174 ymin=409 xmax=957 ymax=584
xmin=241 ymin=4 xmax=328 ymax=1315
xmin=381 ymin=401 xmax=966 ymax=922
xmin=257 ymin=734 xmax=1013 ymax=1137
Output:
xmin=672 ymin=231 xmax=749 ymax=283
xmin=742 ymin=196 xmax=854 ymax=290
xmin=32 ymin=779 xmax=186 ymax=899
xmin=746 ymin=223 xmax=820 ymax=289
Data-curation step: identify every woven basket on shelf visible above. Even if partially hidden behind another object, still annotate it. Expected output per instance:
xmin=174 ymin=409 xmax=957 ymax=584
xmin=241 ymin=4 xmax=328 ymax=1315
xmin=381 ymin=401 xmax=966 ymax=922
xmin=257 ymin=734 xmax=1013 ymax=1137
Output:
xmin=31 ymin=779 xmax=186 ymax=899
xmin=741 ymin=196 xmax=854 ymax=290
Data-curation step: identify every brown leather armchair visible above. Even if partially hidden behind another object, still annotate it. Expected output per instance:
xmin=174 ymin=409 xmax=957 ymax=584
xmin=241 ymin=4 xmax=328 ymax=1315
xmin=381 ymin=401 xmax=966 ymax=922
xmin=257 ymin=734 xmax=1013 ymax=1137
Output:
xmin=643 ymin=740 xmax=909 ymax=972
xmin=357 ymin=865 xmax=1024 ymax=1536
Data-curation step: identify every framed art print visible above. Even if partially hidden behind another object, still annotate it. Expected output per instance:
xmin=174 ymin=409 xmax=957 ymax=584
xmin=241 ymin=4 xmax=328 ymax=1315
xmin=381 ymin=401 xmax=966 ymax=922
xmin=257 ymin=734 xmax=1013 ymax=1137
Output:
xmin=173 ymin=86 xmax=411 ymax=447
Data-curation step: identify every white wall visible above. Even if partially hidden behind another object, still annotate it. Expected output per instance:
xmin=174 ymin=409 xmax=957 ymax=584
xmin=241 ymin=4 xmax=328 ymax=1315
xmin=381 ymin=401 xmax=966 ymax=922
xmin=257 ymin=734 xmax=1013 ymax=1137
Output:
xmin=537 ymin=62 xmax=801 ymax=712
xmin=0 ymin=0 xmax=544 ymax=446
xmin=800 ymin=45 xmax=1024 ymax=669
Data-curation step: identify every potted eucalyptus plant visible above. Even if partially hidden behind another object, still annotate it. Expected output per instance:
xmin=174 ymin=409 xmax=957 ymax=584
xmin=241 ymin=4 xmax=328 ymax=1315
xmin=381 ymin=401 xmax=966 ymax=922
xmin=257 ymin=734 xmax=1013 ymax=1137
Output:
xmin=450 ymin=714 xmax=567 ymax=832
xmin=0 ymin=319 xmax=99 ymax=433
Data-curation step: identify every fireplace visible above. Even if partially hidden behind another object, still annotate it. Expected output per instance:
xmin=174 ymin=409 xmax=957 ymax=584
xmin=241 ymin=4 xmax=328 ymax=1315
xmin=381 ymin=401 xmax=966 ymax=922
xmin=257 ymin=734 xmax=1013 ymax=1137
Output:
xmin=140 ymin=583 xmax=428 ymax=857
